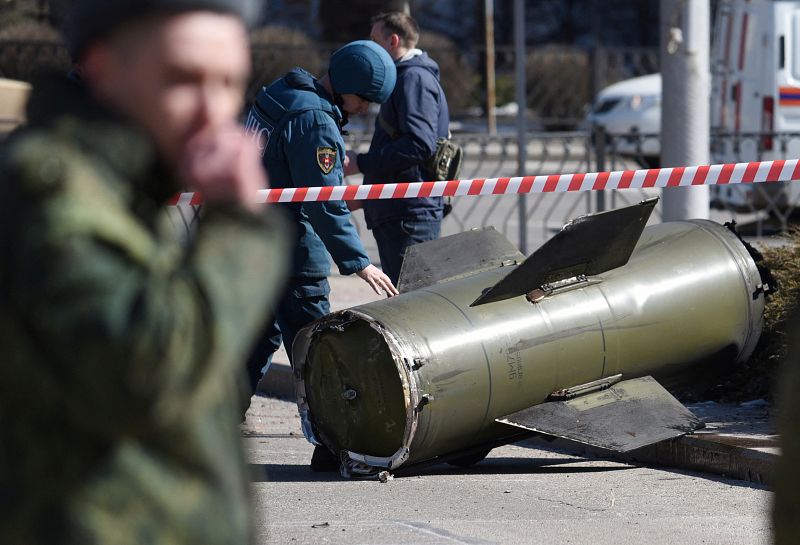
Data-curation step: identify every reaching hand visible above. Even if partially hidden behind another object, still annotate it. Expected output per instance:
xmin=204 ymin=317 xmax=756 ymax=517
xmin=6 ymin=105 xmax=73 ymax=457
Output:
xmin=344 ymin=150 xmax=361 ymax=176
xmin=180 ymin=124 xmax=266 ymax=213
xmin=356 ymin=264 xmax=399 ymax=297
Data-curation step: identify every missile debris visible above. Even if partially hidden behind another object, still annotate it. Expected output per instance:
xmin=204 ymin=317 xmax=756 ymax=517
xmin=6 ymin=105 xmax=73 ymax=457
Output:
xmin=293 ymin=198 xmax=771 ymax=478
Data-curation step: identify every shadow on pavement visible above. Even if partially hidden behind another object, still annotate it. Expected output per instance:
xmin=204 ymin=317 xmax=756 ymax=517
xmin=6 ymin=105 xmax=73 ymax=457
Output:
xmin=399 ymin=457 xmax=635 ymax=478
xmin=251 ymin=457 xmax=634 ymax=483
xmin=249 ymin=464 xmax=343 ymax=483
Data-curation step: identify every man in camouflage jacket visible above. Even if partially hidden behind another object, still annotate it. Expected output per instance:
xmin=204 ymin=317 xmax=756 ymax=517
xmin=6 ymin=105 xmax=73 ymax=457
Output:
xmin=0 ymin=1 xmax=287 ymax=544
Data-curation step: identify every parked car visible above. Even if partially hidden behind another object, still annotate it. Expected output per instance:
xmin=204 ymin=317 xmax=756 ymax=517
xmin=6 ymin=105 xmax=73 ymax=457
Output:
xmin=584 ymin=73 xmax=661 ymax=168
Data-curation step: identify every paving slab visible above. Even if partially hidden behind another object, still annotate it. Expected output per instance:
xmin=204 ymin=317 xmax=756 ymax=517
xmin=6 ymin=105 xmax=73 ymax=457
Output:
xmin=242 ymin=396 xmax=772 ymax=545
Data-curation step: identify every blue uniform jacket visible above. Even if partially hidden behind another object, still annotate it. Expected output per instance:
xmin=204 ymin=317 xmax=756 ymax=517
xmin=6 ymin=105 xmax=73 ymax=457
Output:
xmin=357 ymin=51 xmax=450 ymax=229
xmin=245 ymin=68 xmax=370 ymax=278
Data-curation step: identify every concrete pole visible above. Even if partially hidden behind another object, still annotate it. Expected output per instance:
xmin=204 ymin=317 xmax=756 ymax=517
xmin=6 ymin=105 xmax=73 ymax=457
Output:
xmin=485 ymin=0 xmax=497 ymax=134
xmin=660 ymin=0 xmax=710 ymax=221
xmin=515 ymin=0 xmax=527 ymax=253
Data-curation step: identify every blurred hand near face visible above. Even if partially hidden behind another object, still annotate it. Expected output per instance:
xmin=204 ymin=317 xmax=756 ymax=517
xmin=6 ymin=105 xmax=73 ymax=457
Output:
xmin=181 ymin=125 xmax=266 ymax=213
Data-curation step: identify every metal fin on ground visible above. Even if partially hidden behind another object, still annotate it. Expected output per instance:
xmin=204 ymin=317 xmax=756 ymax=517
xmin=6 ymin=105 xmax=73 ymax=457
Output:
xmin=397 ymin=227 xmax=524 ymax=293
xmin=496 ymin=375 xmax=703 ymax=452
xmin=470 ymin=197 xmax=659 ymax=306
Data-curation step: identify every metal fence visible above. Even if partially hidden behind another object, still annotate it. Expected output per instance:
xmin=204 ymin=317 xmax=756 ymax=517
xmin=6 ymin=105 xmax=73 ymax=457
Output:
xmin=167 ymin=129 xmax=800 ymax=264
xmin=166 ymin=131 xmax=598 ymax=256
xmin=4 ymin=39 xmax=793 ymax=253
xmin=342 ymin=129 xmax=800 ymax=258
xmin=597 ymin=130 xmax=800 ymax=238
xmin=0 ymin=39 xmax=659 ymax=128
xmin=0 ymin=39 xmax=70 ymax=81
xmin=342 ymin=131 xmax=596 ymax=255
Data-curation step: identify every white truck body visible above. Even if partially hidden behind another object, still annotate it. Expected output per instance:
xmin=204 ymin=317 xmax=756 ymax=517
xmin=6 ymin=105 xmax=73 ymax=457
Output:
xmin=586 ymin=0 xmax=800 ymax=211
xmin=710 ymin=0 xmax=800 ymax=209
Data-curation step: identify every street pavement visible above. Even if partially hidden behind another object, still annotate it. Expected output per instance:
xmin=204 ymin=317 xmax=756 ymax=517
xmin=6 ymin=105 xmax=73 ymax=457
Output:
xmin=242 ymin=396 xmax=773 ymax=545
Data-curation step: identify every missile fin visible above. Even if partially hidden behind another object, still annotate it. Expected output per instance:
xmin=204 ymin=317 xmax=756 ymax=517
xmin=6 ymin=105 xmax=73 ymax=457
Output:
xmin=496 ymin=375 xmax=703 ymax=453
xmin=397 ymin=227 xmax=524 ymax=293
xmin=470 ymin=197 xmax=658 ymax=306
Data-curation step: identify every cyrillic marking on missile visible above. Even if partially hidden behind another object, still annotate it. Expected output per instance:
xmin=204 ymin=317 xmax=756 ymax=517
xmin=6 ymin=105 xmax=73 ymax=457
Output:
xmin=506 ymin=345 xmax=523 ymax=382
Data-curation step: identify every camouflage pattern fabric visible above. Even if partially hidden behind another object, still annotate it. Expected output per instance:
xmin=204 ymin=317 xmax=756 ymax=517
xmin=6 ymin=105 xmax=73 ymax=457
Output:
xmin=773 ymin=308 xmax=800 ymax=545
xmin=0 ymin=78 xmax=288 ymax=545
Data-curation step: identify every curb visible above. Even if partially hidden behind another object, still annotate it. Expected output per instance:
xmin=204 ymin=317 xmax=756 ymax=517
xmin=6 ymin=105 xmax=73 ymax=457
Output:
xmin=258 ymin=363 xmax=778 ymax=485
xmin=633 ymin=434 xmax=778 ymax=485
xmin=522 ymin=433 xmax=778 ymax=486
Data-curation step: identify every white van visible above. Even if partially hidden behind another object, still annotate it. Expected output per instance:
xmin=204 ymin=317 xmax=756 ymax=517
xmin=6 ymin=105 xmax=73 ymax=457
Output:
xmin=710 ymin=0 xmax=800 ymax=209
xmin=584 ymin=73 xmax=661 ymax=167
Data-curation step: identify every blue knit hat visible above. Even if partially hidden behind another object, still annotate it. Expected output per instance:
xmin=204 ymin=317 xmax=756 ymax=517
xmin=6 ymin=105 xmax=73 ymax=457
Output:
xmin=53 ymin=0 xmax=262 ymax=59
xmin=328 ymin=40 xmax=397 ymax=104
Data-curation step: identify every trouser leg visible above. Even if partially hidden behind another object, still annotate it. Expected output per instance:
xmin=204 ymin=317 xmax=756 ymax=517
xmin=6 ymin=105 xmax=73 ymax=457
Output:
xmin=275 ymin=277 xmax=331 ymax=366
xmin=372 ymin=219 xmax=442 ymax=286
xmin=245 ymin=320 xmax=282 ymax=395
xmin=243 ymin=277 xmax=330 ymax=395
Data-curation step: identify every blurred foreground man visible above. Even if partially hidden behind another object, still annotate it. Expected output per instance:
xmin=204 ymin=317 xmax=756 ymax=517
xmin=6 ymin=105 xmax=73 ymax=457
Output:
xmin=0 ymin=2 xmax=288 ymax=544
xmin=773 ymin=309 xmax=800 ymax=544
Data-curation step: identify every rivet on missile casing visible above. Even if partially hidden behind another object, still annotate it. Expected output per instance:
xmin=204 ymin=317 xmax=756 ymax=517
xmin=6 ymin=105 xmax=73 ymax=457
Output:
xmin=293 ymin=197 xmax=779 ymax=479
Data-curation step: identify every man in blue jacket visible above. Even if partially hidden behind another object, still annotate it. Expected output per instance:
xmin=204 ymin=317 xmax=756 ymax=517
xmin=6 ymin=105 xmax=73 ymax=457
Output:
xmin=346 ymin=12 xmax=451 ymax=286
xmin=243 ymin=42 xmax=398 ymax=454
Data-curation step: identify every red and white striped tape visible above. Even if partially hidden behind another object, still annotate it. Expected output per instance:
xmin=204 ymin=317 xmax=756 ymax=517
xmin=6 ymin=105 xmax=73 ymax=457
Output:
xmin=167 ymin=158 xmax=800 ymax=206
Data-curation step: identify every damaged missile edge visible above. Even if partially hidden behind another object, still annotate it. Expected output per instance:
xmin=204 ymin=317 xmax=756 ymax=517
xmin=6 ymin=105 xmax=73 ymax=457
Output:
xmin=293 ymin=309 xmax=422 ymax=478
xmin=723 ymin=220 xmax=779 ymax=300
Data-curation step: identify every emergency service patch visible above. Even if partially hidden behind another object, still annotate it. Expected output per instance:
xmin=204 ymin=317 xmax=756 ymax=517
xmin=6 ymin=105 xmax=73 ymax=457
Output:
xmin=317 ymin=146 xmax=337 ymax=174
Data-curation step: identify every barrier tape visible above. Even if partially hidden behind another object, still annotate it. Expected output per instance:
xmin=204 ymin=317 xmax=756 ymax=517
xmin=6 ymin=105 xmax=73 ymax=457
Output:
xmin=167 ymin=158 xmax=800 ymax=206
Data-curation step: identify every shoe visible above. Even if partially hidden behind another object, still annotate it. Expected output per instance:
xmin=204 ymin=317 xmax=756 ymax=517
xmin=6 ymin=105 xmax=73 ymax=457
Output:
xmin=310 ymin=445 xmax=340 ymax=472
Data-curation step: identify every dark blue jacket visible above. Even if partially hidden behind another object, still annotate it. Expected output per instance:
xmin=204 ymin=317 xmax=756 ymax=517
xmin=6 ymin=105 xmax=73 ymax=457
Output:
xmin=245 ymin=68 xmax=370 ymax=278
xmin=357 ymin=51 xmax=450 ymax=229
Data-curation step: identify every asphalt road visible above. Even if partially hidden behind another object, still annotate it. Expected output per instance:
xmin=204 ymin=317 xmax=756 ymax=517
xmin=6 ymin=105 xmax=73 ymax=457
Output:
xmin=243 ymin=396 xmax=772 ymax=545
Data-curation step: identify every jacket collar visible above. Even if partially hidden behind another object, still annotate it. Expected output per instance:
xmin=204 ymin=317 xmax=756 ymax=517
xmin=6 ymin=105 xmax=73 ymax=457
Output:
xmin=26 ymin=74 xmax=176 ymax=206
xmin=397 ymin=48 xmax=424 ymax=63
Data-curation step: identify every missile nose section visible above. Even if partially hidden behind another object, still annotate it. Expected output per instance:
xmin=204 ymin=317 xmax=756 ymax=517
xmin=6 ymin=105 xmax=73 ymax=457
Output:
xmin=303 ymin=317 xmax=411 ymax=460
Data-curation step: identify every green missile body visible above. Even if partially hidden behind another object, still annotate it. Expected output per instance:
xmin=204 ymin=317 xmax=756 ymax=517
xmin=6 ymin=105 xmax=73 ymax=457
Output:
xmin=293 ymin=198 xmax=770 ymax=478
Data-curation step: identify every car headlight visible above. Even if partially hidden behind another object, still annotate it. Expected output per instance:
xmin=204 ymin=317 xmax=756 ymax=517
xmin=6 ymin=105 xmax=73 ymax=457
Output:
xmin=629 ymin=95 xmax=660 ymax=111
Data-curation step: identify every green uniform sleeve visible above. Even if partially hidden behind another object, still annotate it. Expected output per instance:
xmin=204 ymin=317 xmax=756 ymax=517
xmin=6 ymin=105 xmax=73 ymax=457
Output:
xmin=5 ymin=146 xmax=289 ymax=434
